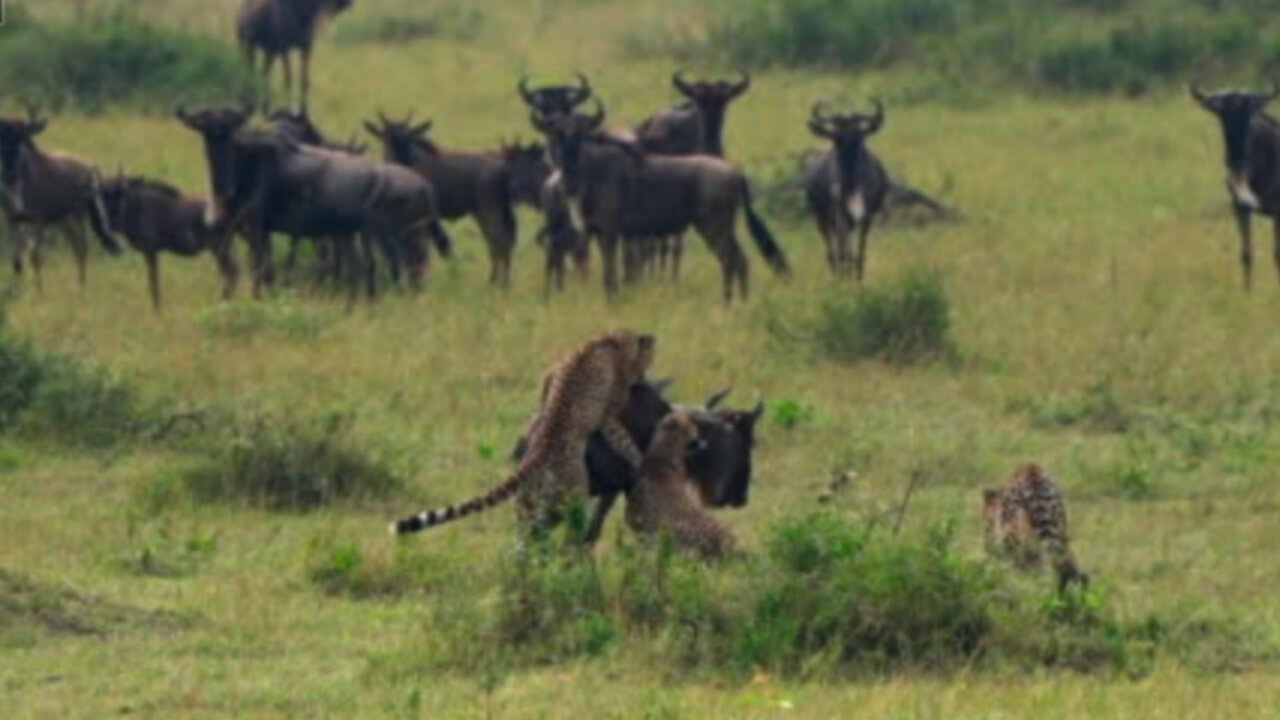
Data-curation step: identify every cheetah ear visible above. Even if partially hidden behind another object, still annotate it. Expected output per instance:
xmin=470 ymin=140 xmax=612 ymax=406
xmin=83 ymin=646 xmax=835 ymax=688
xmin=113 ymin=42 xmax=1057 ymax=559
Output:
xmin=982 ymin=488 xmax=1002 ymax=503
xmin=638 ymin=334 xmax=656 ymax=351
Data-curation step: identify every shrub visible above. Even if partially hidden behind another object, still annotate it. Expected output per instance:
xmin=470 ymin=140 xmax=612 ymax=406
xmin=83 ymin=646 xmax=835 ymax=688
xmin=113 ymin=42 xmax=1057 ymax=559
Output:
xmin=0 ymin=307 xmax=43 ymax=431
xmin=815 ymin=268 xmax=953 ymax=365
xmin=0 ymin=9 xmax=260 ymax=113
xmin=181 ymin=411 xmax=402 ymax=511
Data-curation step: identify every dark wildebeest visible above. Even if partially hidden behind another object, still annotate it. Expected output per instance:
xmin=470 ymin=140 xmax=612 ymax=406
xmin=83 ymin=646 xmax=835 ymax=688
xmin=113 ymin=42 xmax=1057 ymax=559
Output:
xmin=517 ymin=74 xmax=593 ymax=118
xmin=100 ymin=174 xmax=238 ymax=312
xmin=636 ymin=70 xmax=751 ymax=158
xmin=0 ymin=107 xmax=121 ymax=292
xmin=500 ymin=139 xmax=590 ymax=296
xmin=1191 ymin=83 xmax=1280 ymax=290
xmin=804 ymin=101 xmax=889 ymax=280
xmin=175 ymin=105 xmax=444 ymax=306
xmin=532 ymin=102 xmax=790 ymax=302
xmin=513 ymin=379 xmax=763 ymax=544
xmin=366 ymin=113 xmax=518 ymax=286
xmin=237 ymin=0 xmax=354 ymax=112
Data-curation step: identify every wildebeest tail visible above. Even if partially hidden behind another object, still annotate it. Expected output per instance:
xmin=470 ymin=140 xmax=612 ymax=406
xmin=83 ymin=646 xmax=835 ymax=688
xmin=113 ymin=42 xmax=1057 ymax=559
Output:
xmin=740 ymin=179 xmax=789 ymax=276
xmin=390 ymin=466 xmax=534 ymax=535
xmin=88 ymin=173 xmax=122 ymax=256
xmin=1022 ymin=469 xmax=1088 ymax=593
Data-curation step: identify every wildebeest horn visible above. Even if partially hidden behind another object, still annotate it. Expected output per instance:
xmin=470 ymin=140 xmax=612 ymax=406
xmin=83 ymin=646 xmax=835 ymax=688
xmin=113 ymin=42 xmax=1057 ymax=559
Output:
xmin=731 ymin=70 xmax=751 ymax=96
xmin=411 ymin=120 xmax=433 ymax=137
xmin=673 ymin=69 xmax=695 ymax=96
xmin=376 ymin=109 xmax=392 ymax=127
xmin=865 ymin=99 xmax=885 ymax=134
xmin=811 ymin=101 xmax=833 ymax=124
xmin=569 ymin=72 xmax=592 ymax=105
xmin=583 ymin=98 xmax=606 ymax=130
xmin=1188 ymin=82 xmax=1210 ymax=107
xmin=172 ymin=99 xmax=192 ymax=122
xmin=518 ymin=75 xmax=536 ymax=105
xmin=750 ymin=396 xmax=765 ymax=421
xmin=705 ymin=386 xmax=732 ymax=410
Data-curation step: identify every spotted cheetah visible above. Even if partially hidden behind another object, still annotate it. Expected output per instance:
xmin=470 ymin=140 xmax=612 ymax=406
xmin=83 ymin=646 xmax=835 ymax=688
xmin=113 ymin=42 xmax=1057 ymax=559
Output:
xmin=391 ymin=330 xmax=655 ymax=536
xmin=626 ymin=411 xmax=736 ymax=561
xmin=982 ymin=463 xmax=1088 ymax=593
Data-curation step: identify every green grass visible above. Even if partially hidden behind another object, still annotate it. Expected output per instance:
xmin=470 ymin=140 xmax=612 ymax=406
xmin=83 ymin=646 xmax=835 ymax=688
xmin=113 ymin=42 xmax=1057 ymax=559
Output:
xmin=4 ymin=0 xmax=1280 ymax=717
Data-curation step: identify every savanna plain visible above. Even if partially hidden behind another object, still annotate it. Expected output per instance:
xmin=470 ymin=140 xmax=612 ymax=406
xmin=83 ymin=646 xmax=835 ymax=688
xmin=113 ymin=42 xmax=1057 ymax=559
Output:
xmin=4 ymin=0 xmax=1280 ymax=718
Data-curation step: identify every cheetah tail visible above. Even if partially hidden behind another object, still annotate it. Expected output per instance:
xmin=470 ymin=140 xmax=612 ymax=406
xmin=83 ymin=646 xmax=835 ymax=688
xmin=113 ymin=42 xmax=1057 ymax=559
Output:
xmin=389 ymin=468 xmax=530 ymax=535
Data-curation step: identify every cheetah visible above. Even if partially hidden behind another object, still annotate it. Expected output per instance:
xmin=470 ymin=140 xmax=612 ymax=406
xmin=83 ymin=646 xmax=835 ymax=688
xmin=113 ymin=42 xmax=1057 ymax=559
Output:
xmin=626 ymin=411 xmax=737 ymax=561
xmin=391 ymin=330 xmax=655 ymax=536
xmin=982 ymin=463 xmax=1088 ymax=594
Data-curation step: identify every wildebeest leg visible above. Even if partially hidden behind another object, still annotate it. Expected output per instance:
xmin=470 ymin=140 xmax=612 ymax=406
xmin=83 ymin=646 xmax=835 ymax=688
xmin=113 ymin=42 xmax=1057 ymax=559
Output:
xmin=145 ymin=251 xmax=162 ymax=313
xmin=337 ymin=235 xmax=359 ymax=311
xmin=599 ymin=234 xmax=620 ymax=298
xmin=281 ymin=52 xmax=294 ymax=108
xmin=477 ymin=210 xmax=514 ymax=288
xmin=816 ymin=215 xmax=837 ymax=274
xmin=856 ymin=216 xmax=874 ymax=282
xmin=585 ymin=491 xmax=620 ymax=545
xmin=1234 ymin=205 xmax=1253 ymax=291
xmin=300 ymin=47 xmax=312 ymax=113
xmin=214 ymin=244 xmax=239 ymax=301
xmin=245 ymin=229 xmax=271 ymax=299
xmin=30 ymin=225 xmax=46 ymax=295
xmin=62 ymin=223 xmax=89 ymax=290
xmin=283 ymin=235 xmax=303 ymax=286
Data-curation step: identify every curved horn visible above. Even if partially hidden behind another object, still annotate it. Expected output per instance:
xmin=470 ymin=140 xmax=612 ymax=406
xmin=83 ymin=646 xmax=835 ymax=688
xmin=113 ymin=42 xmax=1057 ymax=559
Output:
xmin=569 ymin=72 xmax=592 ymax=106
xmin=730 ymin=69 xmax=751 ymax=96
xmin=866 ymin=99 xmax=885 ymax=134
xmin=750 ymin=396 xmax=765 ymax=421
xmin=811 ymin=100 xmax=833 ymax=124
xmin=518 ymin=75 xmax=536 ymax=105
xmin=584 ymin=98 xmax=606 ymax=130
xmin=673 ymin=69 xmax=695 ymax=96
xmin=172 ymin=98 xmax=192 ymax=122
xmin=705 ymin=386 xmax=733 ymax=410
xmin=376 ymin=109 xmax=391 ymax=127
xmin=411 ymin=119 xmax=434 ymax=137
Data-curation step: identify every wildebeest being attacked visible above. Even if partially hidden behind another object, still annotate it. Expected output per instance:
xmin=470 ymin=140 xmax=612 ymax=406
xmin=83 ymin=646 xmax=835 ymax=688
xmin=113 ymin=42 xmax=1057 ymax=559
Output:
xmin=100 ymin=173 xmax=238 ymax=312
xmin=804 ymin=100 xmax=890 ymax=280
xmin=1191 ymin=83 xmax=1280 ymax=290
xmin=175 ymin=104 xmax=449 ymax=306
xmin=366 ymin=113 xmax=519 ymax=286
xmin=513 ymin=379 xmax=763 ymax=545
xmin=237 ymin=0 xmax=354 ymax=112
xmin=532 ymin=102 xmax=790 ymax=302
xmin=0 ymin=106 xmax=121 ymax=292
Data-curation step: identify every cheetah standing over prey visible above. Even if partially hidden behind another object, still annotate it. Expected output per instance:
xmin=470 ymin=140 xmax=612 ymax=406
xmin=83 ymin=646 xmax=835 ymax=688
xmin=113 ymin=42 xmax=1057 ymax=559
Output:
xmin=391 ymin=330 xmax=656 ymax=536
xmin=626 ymin=411 xmax=737 ymax=561
xmin=982 ymin=463 xmax=1089 ymax=594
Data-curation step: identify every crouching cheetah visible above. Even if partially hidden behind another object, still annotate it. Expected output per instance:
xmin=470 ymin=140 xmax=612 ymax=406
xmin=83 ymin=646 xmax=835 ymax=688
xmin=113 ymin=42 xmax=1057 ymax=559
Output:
xmin=626 ymin=411 xmax=737 ymax=561
xmin=982 ymin=463 xmax=1089 ymax=594
xmin=391 ymin=330 xmax=655 ymax=537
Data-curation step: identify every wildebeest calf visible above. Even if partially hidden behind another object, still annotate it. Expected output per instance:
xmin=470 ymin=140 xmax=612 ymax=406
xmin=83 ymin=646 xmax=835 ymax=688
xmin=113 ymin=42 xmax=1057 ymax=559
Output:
xmin=100 ymin=174 xmax=238 ymax=312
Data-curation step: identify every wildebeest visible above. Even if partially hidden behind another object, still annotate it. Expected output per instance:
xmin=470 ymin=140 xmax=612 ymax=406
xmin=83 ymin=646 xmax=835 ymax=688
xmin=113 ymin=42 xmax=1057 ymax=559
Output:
xmin=100 ymin=173 xmax=238 ymax=312
xmin=0 ymin=107 xmax=121 ymax=292
xmin=237 ymin=0 xmax=354 ymax=112
xmin=175 ymin=104 xmax=445 ymax=305
xmin=636 ymin=70 xmax=751 ymax=158
xmin=532 ymin=102 xmax=790 ymax=302
xmin=366 ymin=113 xmax=518 ymax=286
xmin=804 ymin=100 xmax=889 ymax=280
xmin=1191 ymin=83 xmax=1280 ymax=290
xmin=517 ymin=73 xmax=593 ymax=118
xmin=513 ymin=379 xmax=762 ymax=544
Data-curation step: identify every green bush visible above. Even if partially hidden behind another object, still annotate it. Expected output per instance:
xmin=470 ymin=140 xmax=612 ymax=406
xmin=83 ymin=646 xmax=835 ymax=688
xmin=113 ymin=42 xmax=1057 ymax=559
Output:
xmin=815 ymin=268 xmax=953 ymax=365
xmin=181 ymin=412 xmax=403 ymax=511
xmin=0 ymin=9 xmax=260 ymax=113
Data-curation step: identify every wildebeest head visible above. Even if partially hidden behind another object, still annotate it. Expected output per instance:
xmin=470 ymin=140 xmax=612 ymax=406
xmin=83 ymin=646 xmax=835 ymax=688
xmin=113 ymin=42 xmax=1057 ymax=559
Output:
xmin=686 ymin=391 xmax=764 ymax=508
xmin=518 ymin=73 xmax=593 ymax=118
xmin=364 ymin=111 xmax=434 ymax=166
xmin=0 ymin=105 xmax=47 ymax=194
xmin=809 ymin=100 xmax=884 ymax=165
xmin=174 ymin=103 xmax=253 ymax=227
xmin=501 ymin=139 xmax=551 ymax=207
xmin=673 ymin=69 xmax=750 ymax=117
xmin=531 ymin=99 xmax=608 ymax=198
xmin=1192 ymin=83 xmax=1280 ymax=194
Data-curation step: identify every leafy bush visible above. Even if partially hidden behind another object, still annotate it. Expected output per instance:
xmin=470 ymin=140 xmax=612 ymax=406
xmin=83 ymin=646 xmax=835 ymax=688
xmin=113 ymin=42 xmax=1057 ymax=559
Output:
xmin=0 ymin=9 xmax=260 ymax=113
xmin=815 ymin=268 xmax=953 ymax=365
xmin=182 ymin=412 xmax=403 ymax=510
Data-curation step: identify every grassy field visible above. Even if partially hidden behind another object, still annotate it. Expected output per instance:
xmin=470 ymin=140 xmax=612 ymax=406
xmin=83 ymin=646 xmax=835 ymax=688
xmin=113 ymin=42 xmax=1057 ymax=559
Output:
xmin=5 ymin=0 xmax=1280 ymax=717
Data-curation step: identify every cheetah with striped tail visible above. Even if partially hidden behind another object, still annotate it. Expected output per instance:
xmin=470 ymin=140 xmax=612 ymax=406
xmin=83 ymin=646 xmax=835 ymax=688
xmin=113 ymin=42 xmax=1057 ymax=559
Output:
xmin=626 ymin=411 xmax=737 ymax=561
xmin=391 ymin=330 xmax=656 ymax=537
xmin=982 ymin=463 xmax=1089 ymax=594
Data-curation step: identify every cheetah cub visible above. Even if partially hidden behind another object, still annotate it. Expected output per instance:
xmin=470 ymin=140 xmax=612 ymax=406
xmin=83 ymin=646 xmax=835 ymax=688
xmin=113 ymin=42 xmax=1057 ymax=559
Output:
xmin=626 ymin=411 xmax=737 ymax=561
xmin=982 ymin=463 xmax=1089 ymax=594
